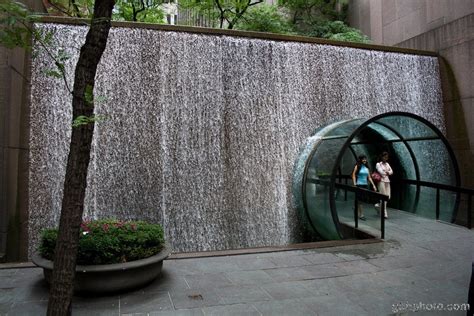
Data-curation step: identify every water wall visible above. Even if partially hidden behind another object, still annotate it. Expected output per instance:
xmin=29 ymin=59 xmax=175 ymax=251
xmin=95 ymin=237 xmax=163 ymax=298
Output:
xmin=28 ymin=23 xmax=445 ymax=256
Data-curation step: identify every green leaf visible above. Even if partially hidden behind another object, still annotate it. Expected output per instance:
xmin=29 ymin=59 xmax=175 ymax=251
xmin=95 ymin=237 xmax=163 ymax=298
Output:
xmin=42 ymin=68 xmax=62 ymax=78
xmin=72 ymin=114 xmax=107 ymax=128
xmin=6 ymin=16 xmax=16 ymax=25
xmin=57 ymin=49 xmax=70 ymax=62
xmin=0 ymin=0 xmax=35 ymax=49
xmin=95 ymin=95 xmax=107 ymax=104
xmin=55 ymin=61 xmax=65 ymax=72
xmin=72 ymin=115 xmax=90 ymax=128
xmin=42 ymin=30 xmax=55 ymax=46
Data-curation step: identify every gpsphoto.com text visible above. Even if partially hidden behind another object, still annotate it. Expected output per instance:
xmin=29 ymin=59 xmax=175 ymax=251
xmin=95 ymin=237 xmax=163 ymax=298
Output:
xmin=392 ymin=302 xmax=470 ymax=313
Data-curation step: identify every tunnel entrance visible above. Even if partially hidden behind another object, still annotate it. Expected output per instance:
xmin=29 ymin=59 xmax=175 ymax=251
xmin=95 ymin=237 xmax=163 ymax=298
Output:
xmin=293 ymin=112 xmax=460 ymax=240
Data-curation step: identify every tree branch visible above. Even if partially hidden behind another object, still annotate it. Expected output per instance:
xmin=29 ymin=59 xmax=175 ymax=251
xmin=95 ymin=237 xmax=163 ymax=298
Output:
xmin=135 ymin=0 xmax=146 ymax=14
xmin=20 ymin=21 xmax=73 ymax=94
xmin=227 ymin=0 xmax=262 ymax=29
xmin=214 ymin=0 xmax=226 ymax=28
xmin=131 ymin=1 xmax=137 ymax=21
xmin=42 ymin=0 xmax=71 ymax=16
xmin=69 ymin=0 xmax=82 ymax=17
xmin=9 ymin=65 xmax=30 ymax=83
xmin=248 ymin=0 xmax=262 ymax=7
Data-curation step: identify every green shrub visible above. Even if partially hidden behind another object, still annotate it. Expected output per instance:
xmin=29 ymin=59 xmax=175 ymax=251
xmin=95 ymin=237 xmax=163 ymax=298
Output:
xmin=39 ymin=219 xmax=165 ymax=265
xmin=234 ymin=4 xmax=295 ymax=35
xmin=305 ymin=20 xmax=370 ymax=43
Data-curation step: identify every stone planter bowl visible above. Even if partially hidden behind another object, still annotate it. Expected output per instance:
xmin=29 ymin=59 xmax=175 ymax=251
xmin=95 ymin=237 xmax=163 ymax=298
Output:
xmin=32 ymin=244 xmax=171 ymax=294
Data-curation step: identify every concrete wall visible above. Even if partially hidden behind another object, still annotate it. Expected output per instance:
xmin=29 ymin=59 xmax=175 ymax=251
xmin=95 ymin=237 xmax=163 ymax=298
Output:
xmin=348 ymin=1 xmax=474 ymax=190
xmin=398 ymin=14 xmax=474 ymax=189
xmin=0 ymin=46 xmax=30 ymax=263
xmin=348 ymin=0 xmax=474 ymax=46
xmin=0 ymin=0 xmax=44 ymax=262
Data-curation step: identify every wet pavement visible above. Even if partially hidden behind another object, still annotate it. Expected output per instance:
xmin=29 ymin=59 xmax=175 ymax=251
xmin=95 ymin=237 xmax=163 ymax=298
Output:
xmin=1 ymin=209 xmax=473 ymax=315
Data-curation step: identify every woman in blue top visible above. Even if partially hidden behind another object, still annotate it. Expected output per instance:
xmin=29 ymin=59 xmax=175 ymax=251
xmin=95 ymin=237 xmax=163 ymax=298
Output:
xmin=351 ymin=155 xmax=377 ymax=220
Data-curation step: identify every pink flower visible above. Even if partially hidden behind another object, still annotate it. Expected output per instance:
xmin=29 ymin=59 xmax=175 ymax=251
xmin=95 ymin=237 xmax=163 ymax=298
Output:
xmin=80 ymin=223 xmax=90 ymax=232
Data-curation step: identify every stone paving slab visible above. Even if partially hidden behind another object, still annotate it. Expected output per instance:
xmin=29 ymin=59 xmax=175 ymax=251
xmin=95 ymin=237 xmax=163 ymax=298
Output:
xmin=215 ymin=285 xmax=272 ymax=304
xmin=0 ymin=209 xmax=472 ymax=316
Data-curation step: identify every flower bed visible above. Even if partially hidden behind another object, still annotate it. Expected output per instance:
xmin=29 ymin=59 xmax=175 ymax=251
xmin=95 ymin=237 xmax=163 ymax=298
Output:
xmin=33 ymin=219 xmax=169 ymax=294
xmin=39 ymin=219 xmax=165 ymax=265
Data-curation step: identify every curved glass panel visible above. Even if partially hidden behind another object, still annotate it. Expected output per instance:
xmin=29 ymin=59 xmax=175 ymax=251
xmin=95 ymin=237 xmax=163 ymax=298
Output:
xmin=407 ymin=140 xmax=455 ymax=184
xmin=334 ymin=146 xmax=357 ymax=236
xmin=367 ymin=122 xmax=400 ymax=141
xmin=399 ymin=184 xmax=418 ymax=214
xmin=439 ymin=190 xmax=457 ymax=222
xmin=350 ymin=144 xmax=376 ymax=166
xmin=376 ymin=116 xmax=437 ymax=139
xmin=324 ymin=119 xmax=364 ymax=138
xmin=390 ymin=142 xmax=417 ymax=211
xmin=412 ymin=187 xmax=456 ymax=222
xmin=406 ymin=139 xmax=456 ymax=221
xmin=391 ymin=143 xmax=416 ymax=179
xmin=304 ymin=138 xmax=346 ymax=239
xmin=338 ymin=147 xmax=356 ymax=176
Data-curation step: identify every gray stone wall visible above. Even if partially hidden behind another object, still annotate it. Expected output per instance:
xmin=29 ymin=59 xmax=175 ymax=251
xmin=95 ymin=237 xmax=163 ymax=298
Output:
xmin=348 ymin=0 xmax=474 ymax=45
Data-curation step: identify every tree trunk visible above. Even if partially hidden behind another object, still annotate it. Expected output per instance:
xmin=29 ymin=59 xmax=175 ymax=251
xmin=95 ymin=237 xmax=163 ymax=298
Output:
xmin=46 ymin=0 xmax=115 ymax=315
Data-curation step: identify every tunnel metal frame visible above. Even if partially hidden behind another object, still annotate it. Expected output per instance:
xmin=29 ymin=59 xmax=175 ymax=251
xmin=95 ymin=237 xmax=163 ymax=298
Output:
xmin=299 ymin=111 xmax=461 ymax=240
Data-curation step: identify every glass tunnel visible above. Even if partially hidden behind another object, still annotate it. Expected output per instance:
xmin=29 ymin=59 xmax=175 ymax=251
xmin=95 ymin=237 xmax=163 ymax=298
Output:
xmin=293 ymin=112 xmax=460 ymax=240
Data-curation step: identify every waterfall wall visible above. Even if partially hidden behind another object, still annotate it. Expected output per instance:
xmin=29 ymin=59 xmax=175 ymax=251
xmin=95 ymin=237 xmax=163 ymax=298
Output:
xmin=28 ymin=23 xmax=445 ymax=255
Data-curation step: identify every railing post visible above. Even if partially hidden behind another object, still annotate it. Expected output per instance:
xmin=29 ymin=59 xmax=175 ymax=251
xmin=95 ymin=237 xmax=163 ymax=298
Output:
xmin=468 ymin=194 xmax=472 ymax=229
xmin=344 ymin=178 xmax=347 ymax=201
xmin=381 ymin=201 xmax=385 ymax=239
xmin=354 ymin=198 xmax=358 ymax=228
xmin=436 ymin=188 xmax=440 ymax=220
xmin=399 ymin=184 xmax=403 ymax=210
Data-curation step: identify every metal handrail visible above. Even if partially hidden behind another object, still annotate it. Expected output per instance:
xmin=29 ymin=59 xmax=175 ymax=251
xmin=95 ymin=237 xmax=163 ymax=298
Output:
xmin=308 ymin=178 xmax=389 ymax=239
xmin=401 ymin=179 xmax=473 ymax=194
xmin=335 ymin=175 xmax=473 ymax=229
xmin=334 ymin=182 xmax=389 ymax=239
xmin=400 ymin=179 xmax=473 ymax=229
xmin=306 ymin=175 xmax=473 ymax=240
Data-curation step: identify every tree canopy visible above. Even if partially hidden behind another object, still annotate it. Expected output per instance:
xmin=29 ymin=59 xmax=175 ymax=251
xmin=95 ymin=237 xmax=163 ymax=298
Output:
xmin=42 ymin=0 xmax=165 ymax=22
xmin=234 ymin=4 xmax=294 ymax=34
xmin=274 ymin=0 xmax=369 ymax=42
xmin=31 ymin=0 xmax=370 ymax=43
xmin=179 ymin=0 xmax=263 ymax=29
xmin=181 ymin=0 xmax=370 ymax=43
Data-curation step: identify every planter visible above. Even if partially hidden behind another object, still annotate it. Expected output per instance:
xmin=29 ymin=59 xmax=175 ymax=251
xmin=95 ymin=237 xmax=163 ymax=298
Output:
xmin=32 ymin=244 xmax=171 ymax=294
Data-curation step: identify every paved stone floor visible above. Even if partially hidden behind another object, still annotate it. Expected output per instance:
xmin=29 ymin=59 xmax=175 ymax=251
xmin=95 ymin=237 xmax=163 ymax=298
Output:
xmin=1 ymin=209 xmax=473 ymax=315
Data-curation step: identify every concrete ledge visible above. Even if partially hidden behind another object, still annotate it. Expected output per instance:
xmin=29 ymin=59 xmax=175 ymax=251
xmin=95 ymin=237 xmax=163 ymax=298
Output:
xmin=36 ymin=16 xmax=438 ymax=57
xmin=0 ymin=261 xmax=36 ymax=269
xmin=0 ymin=239 xmax=383 ymax=267
xmin=168 ymin=238 xmax=382 ymax=260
